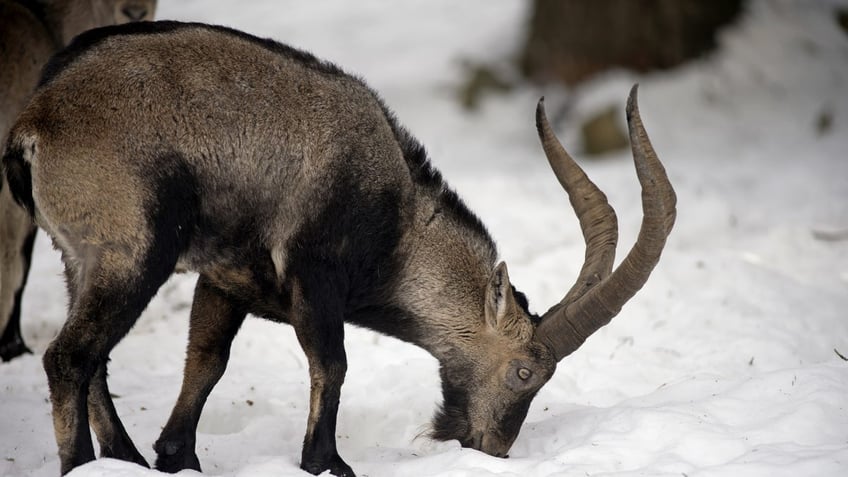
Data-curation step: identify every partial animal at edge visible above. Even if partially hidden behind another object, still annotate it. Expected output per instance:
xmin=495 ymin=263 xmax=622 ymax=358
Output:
xmin=0 ymin=0 xmax=157 ymax=362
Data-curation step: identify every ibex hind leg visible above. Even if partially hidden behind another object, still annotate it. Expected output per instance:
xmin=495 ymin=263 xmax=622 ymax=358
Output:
xmin=0 ymin=228 xmax=36 ymax=361
xmin=88 ymin=360 xmax=149 ymax=466
xmin=0 ymin=188 xmax=36 ymax=362
xmin=55 ymin=233 xmax=147 ymax=466
xmin=51 ymin=260 xmax=146 ymax=463
xmin=44 ymin=242 xmax=179 ymax=474
xmin=155 ymin=274 xmax=247 ymax=473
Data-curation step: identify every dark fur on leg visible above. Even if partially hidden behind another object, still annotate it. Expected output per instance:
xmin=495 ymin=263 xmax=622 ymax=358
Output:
xmin=0 ymin=225 xmax=36 ymax=362
xmin=46 ymin=220 xmax=186 ymax=473
xmin=88 ymin=361 xmax=149 ymax=467
xmin=44 ymin=274 xmax=162 ymax=474
xmin=290 ymin=270 xmax=354 ymax=477
xmin=155 ymin=275 xmax=246 ymax=473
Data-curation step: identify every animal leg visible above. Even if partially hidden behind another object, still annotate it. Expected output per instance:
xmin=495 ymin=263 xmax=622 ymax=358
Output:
xmin=87 ymin=360 xmax=148 ymax=466
xmin=292 ymin=275 xmax=354 ymax=477
xmin=155 ymin=274 xmax=246 ymax=473
xmin=44 ymin=249 xmax=172 ymax=474
xmin=0 ymin=187 xmax=36 ymax=361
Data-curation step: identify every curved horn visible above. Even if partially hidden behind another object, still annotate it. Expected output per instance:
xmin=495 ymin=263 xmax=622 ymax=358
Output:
xmin=533 ymin=96 xmax=619 ymax=311
xmin=534 ymin=84 xmax=677 ymax=361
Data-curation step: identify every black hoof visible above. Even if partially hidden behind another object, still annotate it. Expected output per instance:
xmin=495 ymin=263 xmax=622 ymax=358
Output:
xmin=154 ymin=439 xmax=201 ymax=473
xmin=0 ymin=335 xmax=31 ymax=362
xmin=301 ymin=454 xmax=355 ymax=477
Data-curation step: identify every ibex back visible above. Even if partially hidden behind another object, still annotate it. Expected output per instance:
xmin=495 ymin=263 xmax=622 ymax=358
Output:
xmin=2 ymin=21 xmax=676 ymax=477
xmin=0 ymin=0 xmax=157 ymax=362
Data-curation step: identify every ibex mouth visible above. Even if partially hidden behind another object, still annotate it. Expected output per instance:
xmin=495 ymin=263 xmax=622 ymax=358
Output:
xmin=463 ymin=431 xmax=512 ymax=458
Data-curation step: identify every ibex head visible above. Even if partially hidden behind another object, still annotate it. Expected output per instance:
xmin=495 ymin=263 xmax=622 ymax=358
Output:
xmin=46 ymin=0 xmax=157 ymax=45
xmin=431 ymin=85 xmax=676 ymax=456
xmin=110 ymin=0 xmax=157 ymax=23
xmin=430 ymin=260 xmax=556 ymax=456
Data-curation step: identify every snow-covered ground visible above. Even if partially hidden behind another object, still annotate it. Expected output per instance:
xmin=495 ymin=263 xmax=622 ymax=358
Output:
xmin=3 ymin=1 xmax=847 ymax=476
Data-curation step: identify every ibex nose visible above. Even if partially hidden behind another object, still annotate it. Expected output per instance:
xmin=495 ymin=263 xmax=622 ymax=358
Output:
xmin=462 ymin=433 xmax=483 ymax=450
xmin=121 ymin=5 xmax=149 ymax=22
xmin=464 ymin=431 xmax=511 ymax=458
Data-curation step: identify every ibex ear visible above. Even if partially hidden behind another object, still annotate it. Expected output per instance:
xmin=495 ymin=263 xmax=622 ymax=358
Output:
xmin=485 ymin=262 xmax=513 ymax=331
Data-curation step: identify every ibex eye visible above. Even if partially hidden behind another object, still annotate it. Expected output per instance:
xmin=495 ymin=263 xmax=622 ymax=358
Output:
xmin=517 ymin=368 xmax=532 ymax=380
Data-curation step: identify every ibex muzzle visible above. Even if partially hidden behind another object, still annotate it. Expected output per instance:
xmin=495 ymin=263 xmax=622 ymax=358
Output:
xmin=2 ymin=21 xmax=675 ymax=476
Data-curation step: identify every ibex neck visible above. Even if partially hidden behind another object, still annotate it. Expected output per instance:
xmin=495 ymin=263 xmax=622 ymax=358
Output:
xmin=388 ymin=192 xmax=498 ymax=359
xmin=349 ymin=115 xmax=498 ymax=359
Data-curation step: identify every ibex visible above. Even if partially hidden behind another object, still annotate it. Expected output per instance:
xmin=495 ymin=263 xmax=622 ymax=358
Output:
xmin=2 ymin=21 xmax=676 ymax=477
xmin=0 ymin=0 xmax=157 ymax=362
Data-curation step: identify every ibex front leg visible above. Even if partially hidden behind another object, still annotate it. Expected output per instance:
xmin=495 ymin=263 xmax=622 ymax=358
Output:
xmin=155 ymin=275 xmax=246 ymax=472
xmin=291 ymin=273 xmax=353 ymax=477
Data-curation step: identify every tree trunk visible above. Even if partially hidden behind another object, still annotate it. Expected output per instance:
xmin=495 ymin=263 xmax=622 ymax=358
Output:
xmin=520 ymin=0 xmax=744 ymax=86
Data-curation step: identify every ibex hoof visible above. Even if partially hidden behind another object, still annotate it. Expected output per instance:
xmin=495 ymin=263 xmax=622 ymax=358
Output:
xmin=301 ymin=454 xmax=355 ymax=477
xmin=0 ymin=336 xmax=31 ymax=362
xmin=153 ymin=439 xmax=200 ymax=473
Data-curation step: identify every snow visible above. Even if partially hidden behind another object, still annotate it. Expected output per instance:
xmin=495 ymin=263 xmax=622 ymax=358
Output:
xmin=2 ymin=0 xmax=847 ymax=476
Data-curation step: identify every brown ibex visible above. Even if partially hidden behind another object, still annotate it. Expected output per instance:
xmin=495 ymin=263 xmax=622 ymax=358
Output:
xmin=0 ymin=0 xmax=157 ymax=362
xmin=2 ymin=21 xmax=676 ymax=477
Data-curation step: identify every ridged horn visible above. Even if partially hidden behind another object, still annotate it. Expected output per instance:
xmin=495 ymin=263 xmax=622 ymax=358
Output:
xmin=533 ymin=84 xmax=677 ymax=361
